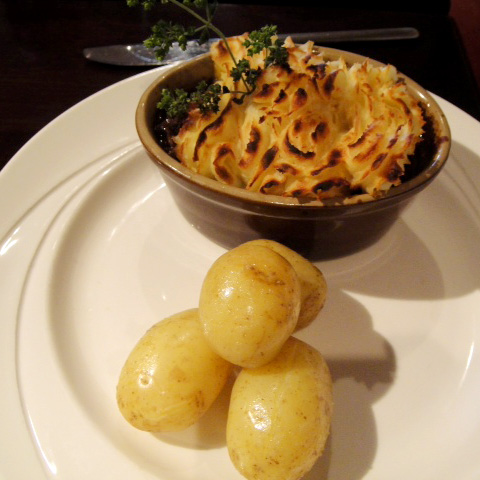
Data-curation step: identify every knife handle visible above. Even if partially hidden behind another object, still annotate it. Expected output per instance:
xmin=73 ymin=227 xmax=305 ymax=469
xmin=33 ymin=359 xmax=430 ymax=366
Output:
xmin=280 ymin=27 xmax=419 ymax=43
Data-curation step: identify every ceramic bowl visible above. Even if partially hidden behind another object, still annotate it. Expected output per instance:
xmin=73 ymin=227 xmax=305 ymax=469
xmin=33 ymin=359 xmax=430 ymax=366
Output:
xmin=135 ymin=47 xmax=451 ymax=260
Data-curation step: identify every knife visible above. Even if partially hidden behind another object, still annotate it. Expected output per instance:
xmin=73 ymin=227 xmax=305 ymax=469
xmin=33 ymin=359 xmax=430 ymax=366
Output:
xmin=83 ymin=27 xmax=419 ymax=67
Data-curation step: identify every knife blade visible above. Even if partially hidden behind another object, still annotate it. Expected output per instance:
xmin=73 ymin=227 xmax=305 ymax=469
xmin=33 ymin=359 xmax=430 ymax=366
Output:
xmin=83 ymin=27 xmax=419 ymax=67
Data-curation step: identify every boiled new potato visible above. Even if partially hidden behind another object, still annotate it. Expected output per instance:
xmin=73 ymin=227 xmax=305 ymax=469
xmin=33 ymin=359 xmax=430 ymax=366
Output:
xmin=199 ymin=244 xmax=301 ymax=368
xmin=227 ymin=337 xmax=333 ymax=480
xmin=244 ymin=239 xmax=327 ymax=330
xmin=116 ymin=309 xmax=232 ymax=432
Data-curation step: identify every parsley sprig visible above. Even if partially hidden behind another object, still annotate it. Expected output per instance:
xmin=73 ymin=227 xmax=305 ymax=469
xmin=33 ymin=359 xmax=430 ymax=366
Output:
xmin=128 ymin=0 xmax=219 ymax=60
xmin=157 ymin=81 xmax=226 ymax=120
xmin=244 ymin=25 xmax=289 ymax=67
xmin=128 ymin=0 xmax=288 ymax=120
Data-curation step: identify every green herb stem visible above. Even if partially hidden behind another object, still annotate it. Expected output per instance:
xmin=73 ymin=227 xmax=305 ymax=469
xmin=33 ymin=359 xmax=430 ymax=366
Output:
xmin=167 ymin=0 xmax=253 ymax=94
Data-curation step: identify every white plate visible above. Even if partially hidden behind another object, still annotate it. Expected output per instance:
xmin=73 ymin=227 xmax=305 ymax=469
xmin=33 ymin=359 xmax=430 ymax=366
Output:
xmin=1 ymin=67 xmax=480 ymax=480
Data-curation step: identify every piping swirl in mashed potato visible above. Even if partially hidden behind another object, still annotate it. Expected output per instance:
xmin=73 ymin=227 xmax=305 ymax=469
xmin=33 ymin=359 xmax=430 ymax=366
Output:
xmin=173 ymin=34 xmax=425 ymax=201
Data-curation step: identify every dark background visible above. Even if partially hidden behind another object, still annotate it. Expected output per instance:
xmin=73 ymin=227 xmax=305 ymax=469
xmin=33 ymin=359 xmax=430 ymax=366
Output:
xmin=1 ymin=0 xmax=479 ymax=170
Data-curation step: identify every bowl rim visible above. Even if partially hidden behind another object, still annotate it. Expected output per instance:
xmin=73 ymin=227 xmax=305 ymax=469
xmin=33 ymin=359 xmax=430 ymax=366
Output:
xmin=136 ymin=47 xmax=451 ymax=210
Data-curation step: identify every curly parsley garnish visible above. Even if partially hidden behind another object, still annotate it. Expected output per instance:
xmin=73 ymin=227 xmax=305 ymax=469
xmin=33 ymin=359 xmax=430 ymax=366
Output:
xmin=128 ymin=0 xmax=288 ymax=121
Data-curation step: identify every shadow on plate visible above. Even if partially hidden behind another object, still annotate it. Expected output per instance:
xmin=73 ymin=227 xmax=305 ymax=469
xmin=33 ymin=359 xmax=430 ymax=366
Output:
xmin=300 ymin=287 xmax=395 ymax=480
xmin=321 ymin=141 xmax=480 ymax=302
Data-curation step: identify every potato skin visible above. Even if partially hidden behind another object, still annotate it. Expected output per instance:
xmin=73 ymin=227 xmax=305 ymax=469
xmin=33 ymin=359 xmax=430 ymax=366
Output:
xmin=244 ymin=239 xmax=327 ymax=330
xmin=116 ymin=309 xmax=232 ymax=432
xmin=199 ymin=244 xmax=301 ymax=368
xmin=227 ymin=337 xmax=333 ymax=480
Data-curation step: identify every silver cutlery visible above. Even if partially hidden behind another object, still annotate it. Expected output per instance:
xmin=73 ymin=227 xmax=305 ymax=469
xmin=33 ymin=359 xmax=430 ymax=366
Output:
xmin=83 ymin=27 xmax=419 ymax=66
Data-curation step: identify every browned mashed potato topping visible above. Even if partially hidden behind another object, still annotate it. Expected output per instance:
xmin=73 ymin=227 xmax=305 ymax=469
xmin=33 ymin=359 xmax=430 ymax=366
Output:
xmin=173 ymin=34 xmax=425 ymax=201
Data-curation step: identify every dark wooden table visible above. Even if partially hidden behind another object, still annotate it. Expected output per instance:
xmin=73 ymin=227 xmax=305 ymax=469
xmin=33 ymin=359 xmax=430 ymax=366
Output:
xmin=2 ymin=0 xmax=480 ymax=171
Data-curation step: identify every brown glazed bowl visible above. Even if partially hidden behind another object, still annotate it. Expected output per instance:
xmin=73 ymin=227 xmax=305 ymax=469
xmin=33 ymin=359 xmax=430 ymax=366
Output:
xmin=136 ymin=48 xmax=451 ymax=260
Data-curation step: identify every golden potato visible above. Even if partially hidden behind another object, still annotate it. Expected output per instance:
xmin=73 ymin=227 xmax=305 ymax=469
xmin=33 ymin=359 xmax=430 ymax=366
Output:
xmin=227 ymin=337 xmax=333 ymax=480
xmin=116 ymin=309 xmax=232 ymax=432
xmin=244 ymin=239 xmax=327 ymax=330
xmin=199 ymin=244 xmax=301 ymax=368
